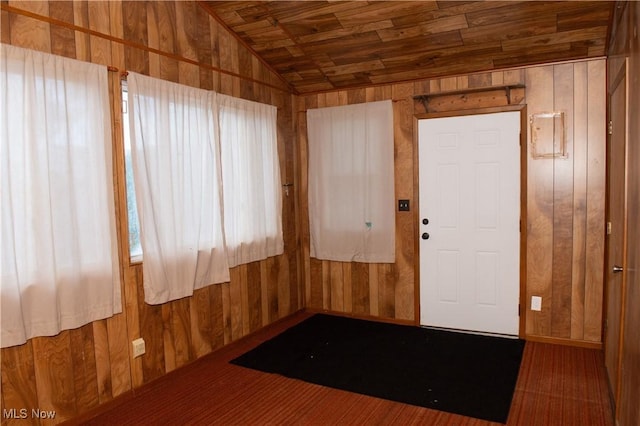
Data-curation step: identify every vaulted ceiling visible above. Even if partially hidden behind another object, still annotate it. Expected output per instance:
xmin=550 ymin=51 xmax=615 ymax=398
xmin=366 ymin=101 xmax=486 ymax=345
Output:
xmin=200 ymin=1 xmax=614 ymax=94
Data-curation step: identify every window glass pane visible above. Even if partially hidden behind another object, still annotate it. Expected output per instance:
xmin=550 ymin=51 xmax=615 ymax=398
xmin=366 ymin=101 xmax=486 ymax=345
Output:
xmin=122 ymin=87 xmax=142 ymax=262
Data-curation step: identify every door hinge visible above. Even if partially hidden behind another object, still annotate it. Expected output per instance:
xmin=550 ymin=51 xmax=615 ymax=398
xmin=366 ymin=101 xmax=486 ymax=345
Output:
xmin=608 ymin=120 xmax=613 ymax=135
xmin=518 ymin=304 xmax=521 ymax=317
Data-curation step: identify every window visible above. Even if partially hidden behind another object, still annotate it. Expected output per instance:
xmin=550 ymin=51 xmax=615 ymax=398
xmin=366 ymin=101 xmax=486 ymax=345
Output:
xmin=217 ymin=94 xmax=284 ymax=267
xmin=121 ymin=86 xmax=142 ymax=262
xmin=307 ymin=100 xmax=395 ymax=263
xmin=123 ymin=79 xmax=283 ymax=259
xmin=124 ymin=73 xmax=283 ymax=303
xmin=1 ymin=44 xmax=121 ymax=348
xmin=126 ymin=73 xmax=230 ymax=304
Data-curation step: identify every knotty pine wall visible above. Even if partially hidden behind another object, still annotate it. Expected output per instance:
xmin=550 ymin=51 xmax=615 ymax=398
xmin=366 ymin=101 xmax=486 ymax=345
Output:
xmin=298 ymin=60 xmax=607 ymax=345
xmin=0 ymin=1 xmax=301 ymax=424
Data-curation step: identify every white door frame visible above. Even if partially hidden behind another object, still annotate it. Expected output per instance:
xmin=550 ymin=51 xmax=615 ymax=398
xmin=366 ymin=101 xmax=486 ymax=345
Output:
xmin=413 ymin=105 xmax=527 ymax=338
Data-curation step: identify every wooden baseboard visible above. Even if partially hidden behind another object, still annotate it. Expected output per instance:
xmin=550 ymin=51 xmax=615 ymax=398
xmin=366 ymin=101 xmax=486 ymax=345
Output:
xmin=304 ymin=308 xmax=416 ymax=327
xmin=525 ymin=334 xmax=603 ymax=350
xmin=308 ymin=309 xmax=604 ymax=351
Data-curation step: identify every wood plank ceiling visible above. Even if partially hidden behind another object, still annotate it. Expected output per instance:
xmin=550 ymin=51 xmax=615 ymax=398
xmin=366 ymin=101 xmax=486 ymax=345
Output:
xmin=200 ymin=1 xmax=614 ymax=94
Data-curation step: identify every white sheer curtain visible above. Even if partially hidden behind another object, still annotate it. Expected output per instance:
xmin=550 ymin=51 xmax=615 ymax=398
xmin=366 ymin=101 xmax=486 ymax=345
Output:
xmin=307 ymin=100 xmax=395 ymax=263
xmin=217 ymin=94 xmax=283 ymax=267
xmin=1 ymin=44 xmax=121 ymax=348
xmin=127 ymin=72 xmax=230 ymax=304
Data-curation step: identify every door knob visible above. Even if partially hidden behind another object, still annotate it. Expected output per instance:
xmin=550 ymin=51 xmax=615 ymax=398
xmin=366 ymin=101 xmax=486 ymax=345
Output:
xmin=613 ymin=265 xmax=624 ymax=273
xmin=422 ymin=232 xmax=430 ymax=240
xmin=422 ymin=218 xmax=429 ymax=225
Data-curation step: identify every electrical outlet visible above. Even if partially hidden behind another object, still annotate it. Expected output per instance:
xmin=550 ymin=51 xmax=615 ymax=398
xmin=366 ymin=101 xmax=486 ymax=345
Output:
xmin=132 ymin=338 xmax=146 ymax=358
xmin=531 ymin=296 xmax=542 ymax=311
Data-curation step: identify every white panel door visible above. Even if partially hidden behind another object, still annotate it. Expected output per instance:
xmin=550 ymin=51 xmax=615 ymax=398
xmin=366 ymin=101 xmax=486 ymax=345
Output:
xmin=419 ymin=112 xmax=521 ymax=335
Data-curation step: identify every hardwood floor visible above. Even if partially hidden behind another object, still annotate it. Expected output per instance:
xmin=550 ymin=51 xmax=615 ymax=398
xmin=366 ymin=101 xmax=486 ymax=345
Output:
xmin=69 ymin=311 xmax=614 ymax=426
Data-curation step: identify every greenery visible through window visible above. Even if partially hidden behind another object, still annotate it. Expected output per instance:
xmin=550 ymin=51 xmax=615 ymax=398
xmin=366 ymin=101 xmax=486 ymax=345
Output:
xmin=122 ymin=86 xmax=142 ymax=262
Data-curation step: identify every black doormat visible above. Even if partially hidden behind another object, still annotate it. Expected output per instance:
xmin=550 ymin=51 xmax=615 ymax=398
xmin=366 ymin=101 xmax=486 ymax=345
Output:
xmin=230 ymin=314 xmax=525 ymax=423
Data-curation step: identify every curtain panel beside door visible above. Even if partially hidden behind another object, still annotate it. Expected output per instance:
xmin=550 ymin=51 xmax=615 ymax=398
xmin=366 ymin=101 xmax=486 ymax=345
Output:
xmin=307 ymin=100 xmax=395 ymax=263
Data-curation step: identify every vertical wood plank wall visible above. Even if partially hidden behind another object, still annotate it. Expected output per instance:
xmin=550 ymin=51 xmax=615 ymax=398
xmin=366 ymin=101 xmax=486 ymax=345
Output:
xmin=525 ymin=61 xmax=606 ymax=343
xmin=0 ymin=1 xmax=301 ymax=424
xmin=298 ymin=61 xmax=606 ymax=345
xmin=1 ymin=1 xmax=609 ymax=424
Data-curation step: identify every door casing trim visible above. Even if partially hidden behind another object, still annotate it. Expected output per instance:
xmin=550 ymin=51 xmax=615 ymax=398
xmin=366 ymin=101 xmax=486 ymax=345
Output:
xmin=413 ymin=105 xmax=528 ymax=339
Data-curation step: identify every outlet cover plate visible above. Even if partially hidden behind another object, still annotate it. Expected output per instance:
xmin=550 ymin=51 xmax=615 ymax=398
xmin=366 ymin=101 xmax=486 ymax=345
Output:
xmin=132 ymin=338 xmax=146 ymax=358
xmin=531 ymin=296 xmax=542 ymax=311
